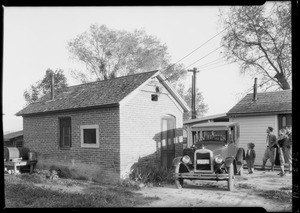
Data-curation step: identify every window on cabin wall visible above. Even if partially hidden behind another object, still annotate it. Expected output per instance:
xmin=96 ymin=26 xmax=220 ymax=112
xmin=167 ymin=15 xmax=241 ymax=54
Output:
xmin=59 ymin=117 xmax=71 ymax=148
xmin=80 ymin=125 xmax=99 ymax=148
xmin=282 ymin=116 xmax=287 ymax=127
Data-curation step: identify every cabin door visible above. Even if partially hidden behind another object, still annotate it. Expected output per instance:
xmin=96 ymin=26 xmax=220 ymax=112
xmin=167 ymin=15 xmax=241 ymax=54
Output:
xmin=161 ymin=116 xmax=176 ymax=169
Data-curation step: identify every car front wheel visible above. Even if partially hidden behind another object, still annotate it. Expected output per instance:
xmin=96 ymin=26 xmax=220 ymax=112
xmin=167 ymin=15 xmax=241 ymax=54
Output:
xmin=175 ymin=178 xmax=184 ymax=189
xmin=227 ymin=163 xmax=234 ymax=191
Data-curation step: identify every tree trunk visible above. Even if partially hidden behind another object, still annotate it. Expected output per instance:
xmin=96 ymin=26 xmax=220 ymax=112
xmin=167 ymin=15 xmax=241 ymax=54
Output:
xmin=274 ymin=73 xmax=291 ymax=90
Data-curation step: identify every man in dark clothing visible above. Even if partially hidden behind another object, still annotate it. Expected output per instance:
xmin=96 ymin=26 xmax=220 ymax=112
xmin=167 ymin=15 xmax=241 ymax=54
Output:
xmin=262 ymin=126 xmax=277 ymax=171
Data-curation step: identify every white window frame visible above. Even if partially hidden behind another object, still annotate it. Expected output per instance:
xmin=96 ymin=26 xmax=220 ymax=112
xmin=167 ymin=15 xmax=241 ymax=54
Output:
xmin=80 ymin=125 xmax=99 ymax=148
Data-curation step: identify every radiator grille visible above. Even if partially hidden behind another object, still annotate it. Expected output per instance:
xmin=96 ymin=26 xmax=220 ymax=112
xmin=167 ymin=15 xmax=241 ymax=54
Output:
xmin=196 ymin=152 xmax=211 ymax=170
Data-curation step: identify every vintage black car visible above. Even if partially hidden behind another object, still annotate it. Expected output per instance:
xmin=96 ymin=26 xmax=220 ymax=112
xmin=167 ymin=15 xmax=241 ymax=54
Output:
xmin=173 ymin=122 xmax=245 ymax=191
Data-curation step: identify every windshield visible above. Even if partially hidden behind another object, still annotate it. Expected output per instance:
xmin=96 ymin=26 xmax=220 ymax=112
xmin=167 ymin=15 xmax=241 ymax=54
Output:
xmin=201 ymin=130 xmax=227 ymax=142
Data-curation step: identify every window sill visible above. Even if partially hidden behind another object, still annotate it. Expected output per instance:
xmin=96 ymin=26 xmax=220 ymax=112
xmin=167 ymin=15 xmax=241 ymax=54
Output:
xmin=81 ymin=144 xmax=99 ymax=148
xmin=59 ymin=147 xmax=71 ymax=150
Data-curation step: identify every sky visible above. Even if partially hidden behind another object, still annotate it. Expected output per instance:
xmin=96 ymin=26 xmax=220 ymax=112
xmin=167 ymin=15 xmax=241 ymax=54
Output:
xmin=3 ymin=5 xmax=270 ymax=133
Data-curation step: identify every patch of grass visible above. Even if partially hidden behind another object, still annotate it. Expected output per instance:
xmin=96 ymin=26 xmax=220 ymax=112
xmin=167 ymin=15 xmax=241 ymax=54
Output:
xmin=19 ymin=173 xmax=43 ymax=184
xmin=130 ymin=162 xmax=174 ymax=184
xmin=4 ymin=174 xmax=159 ymax=207
xmin=237 ymin=183 xmax=256 ymax=190
xmin=256 ymin=189 xmax=292 ymax=203
xmin=279 ymin=186 xmax=292 ymax=190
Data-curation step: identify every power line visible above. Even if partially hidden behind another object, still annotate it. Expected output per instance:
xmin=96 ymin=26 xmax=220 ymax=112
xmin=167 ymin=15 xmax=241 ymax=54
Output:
xmin=199 ymin=62 xmax=234 ymax=72
xmin=185 ymin=45 xmax=224 ymax=70
xmin=197 ymin=57 xmax=227 ymax=69
xmin=161 ymin=5 xmax=265 ymax=82
xmin=162 ymin=28 xmax=230 ymax=74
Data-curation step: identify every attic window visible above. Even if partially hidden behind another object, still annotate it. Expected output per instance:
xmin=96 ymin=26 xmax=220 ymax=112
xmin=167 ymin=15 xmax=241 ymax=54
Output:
xmin=151 ymin=94 xmax=158 ymax=101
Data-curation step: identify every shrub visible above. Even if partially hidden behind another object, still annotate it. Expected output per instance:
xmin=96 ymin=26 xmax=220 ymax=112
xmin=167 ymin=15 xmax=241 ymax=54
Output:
xmin=129 ymin=162 xmax=174 ymax=184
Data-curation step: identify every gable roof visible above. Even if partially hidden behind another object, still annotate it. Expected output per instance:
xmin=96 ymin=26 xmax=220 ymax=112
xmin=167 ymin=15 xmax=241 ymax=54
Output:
xmin=4 ymin=130 xmax=23 ymax=141
xmin=227 ymin=90 xmax=292 ymax=116
xmin=16 ymin=70 xmax=190 ymax=116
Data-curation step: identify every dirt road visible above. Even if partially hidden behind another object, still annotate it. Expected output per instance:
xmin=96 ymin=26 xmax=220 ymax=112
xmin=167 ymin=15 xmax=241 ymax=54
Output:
xmin=137 ymin=170 xmax=292 ymax=211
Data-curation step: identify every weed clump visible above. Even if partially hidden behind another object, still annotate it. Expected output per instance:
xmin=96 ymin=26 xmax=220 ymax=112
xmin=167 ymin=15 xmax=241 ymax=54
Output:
xmin=129 ymin=162 xmax=174 ymax=185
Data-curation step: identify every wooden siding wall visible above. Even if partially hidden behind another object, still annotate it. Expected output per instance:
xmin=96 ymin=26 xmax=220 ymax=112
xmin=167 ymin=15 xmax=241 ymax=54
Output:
xmin=230 ymin=115 xmax=277 ymax=166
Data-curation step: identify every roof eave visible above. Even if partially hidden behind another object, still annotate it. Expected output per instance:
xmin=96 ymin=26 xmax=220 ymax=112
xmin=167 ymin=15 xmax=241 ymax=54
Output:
xmin=227 ymin=110 xmax=292 ymax=117
xmin=16 ymin=103 xmax=120 ymax=117
xmin=156 ymin=73 xmax=191 ymax=112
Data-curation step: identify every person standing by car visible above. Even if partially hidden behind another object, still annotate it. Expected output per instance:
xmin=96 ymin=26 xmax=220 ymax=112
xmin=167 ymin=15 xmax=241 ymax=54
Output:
xmin=276 ymin=128 xmax=288 ymax=176
xmin=262 ymin=127 xmax=277 ymax=171
xmin=284 ymin=125 xmax=292 ymax=173
xmin=245 ymin=142 xmax=256 ymax=174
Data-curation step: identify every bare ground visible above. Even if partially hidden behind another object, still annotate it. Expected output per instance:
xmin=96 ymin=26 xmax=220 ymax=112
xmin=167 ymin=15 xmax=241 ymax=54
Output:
xmin=136 ymin=170 xmax=293 ymax=211
xmin=5 ymin=169 xmax=293 ymax=210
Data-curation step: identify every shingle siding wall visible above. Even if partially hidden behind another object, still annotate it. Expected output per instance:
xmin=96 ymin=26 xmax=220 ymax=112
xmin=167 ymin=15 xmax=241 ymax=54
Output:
xmin=120 ymin=80 xmax=184 ymax=178
xmin=23 ymin=107 xmax=120 ymax=181
xmin=230 ymin=115 xmax=277 ymax=167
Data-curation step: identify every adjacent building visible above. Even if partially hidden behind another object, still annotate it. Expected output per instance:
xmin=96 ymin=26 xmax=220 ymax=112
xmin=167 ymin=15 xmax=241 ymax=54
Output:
xmin=3 ymin=130 xmax=24 ymax=147
xmin=227 ymin=89 xmax=292 ymax=166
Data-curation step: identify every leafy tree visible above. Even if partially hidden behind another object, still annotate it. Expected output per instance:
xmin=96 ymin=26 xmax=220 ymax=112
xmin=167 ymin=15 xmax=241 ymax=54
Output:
xmin=67 ymin=24 xmax=208 ymax=119
xmin=67 ymin=24 xmax=176 ymax=82
xmin=175 ymin=83 xmax=208 ymax=121
xmin=219 ymin=2 xmax=291 ymax=90
xmin=24 ymin=69 xmax=68 ymax=104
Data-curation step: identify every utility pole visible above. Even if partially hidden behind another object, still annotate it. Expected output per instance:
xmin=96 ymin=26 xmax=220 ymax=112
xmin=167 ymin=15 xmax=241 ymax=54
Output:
xmin=188 ymin=67 xmax=199 ymax=119
xmin=188 ymin=67 xmax=199 ymax=146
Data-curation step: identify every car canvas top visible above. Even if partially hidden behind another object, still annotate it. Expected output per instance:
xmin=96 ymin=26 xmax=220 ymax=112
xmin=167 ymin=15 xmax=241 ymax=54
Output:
xmin=191 ymin=122 xmax=238 ymax=131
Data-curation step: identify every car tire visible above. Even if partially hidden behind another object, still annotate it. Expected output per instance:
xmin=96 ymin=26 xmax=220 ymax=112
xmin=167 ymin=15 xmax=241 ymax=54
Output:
xmin=175 ymin=178 xmax=184 ymax=189
xmin=227 ymin=163 xmax=234 ymax=191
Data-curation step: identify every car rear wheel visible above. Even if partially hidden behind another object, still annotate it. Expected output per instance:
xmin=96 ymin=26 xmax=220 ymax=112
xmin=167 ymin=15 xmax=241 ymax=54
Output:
xmin=175 ymin=178 xmax=184 ymax=189
xmin=227 ymin=163 xmax=234 ymax=191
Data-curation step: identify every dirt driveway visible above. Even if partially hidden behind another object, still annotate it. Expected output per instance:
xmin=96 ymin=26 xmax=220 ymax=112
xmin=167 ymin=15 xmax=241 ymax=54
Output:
xmin=136 ymin=170 xmax=293 ymax=211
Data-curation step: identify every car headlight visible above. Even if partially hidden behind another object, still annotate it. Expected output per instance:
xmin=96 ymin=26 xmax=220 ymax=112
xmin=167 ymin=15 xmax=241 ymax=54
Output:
xmin=214 ymin=155 xmax=223 ymax=164
xmin=182 ymin=155 xmax=191 ymax=164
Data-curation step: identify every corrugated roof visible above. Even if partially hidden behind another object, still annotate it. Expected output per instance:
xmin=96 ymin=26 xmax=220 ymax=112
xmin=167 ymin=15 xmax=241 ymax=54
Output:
xmin=4 ymin=130 xmax=23 ymax=140
xmin=227 ymin=90 xmax=292 ymax=115
xmin=16 ymin=71 xmax=158 ymax=116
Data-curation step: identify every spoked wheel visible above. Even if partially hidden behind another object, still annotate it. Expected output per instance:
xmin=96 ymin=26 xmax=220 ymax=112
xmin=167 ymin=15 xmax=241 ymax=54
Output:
xmin=175 ymin=178 xmax=184 ymax=189
xmin=227 ymin=163 xmax=234 ymax=191
xmin=174 ymin=164 xmax=184 ymax=189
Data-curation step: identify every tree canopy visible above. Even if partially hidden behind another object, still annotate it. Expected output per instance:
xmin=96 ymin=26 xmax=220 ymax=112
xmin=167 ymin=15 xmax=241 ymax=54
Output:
xmin=67 ymin=24 xmax=178 ymax=82
xmin=24 ymin=69 xmax=68 ymax=104
xmin=67 ymin=24 xmax=208 ymax=119
xmin=176 ymin=83 xmax=208 ymax=121
xmin=219 ymin=2 xmax=291 ymax=90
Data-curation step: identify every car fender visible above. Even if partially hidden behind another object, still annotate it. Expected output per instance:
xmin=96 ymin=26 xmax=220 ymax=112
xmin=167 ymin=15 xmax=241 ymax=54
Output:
xmin=236 ymin=148 xmax=245 ymax=163
xmin=224 ymin=156 xmax=234 ymax=167
xmin=172 ymin=156 xmax=182 ymax=167
xmin=174 ymin=162 xmax=191 ymax=173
